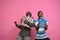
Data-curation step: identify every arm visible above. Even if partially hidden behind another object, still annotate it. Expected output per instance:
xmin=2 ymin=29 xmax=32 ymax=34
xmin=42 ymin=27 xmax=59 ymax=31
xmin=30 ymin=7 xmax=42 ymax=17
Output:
xmin=35 ymin=23 xmax=40 ymax=31
xmin=26 ymin=17 xmax=36 ymax=27
xmin=21 ymin=17 xmax=31 ymax=28
xmin=14 ymin=21 xmax=21 ymax=29
xmin=44 ymin=23 xmax=48 ymax=30
xmin=27 ymin=22 xmax=36 ymax=27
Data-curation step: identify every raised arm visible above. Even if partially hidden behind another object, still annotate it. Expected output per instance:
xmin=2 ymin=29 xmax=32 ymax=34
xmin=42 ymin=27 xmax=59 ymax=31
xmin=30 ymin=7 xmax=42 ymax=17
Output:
xmin=21 ymin=17 xmax=31 ymax=28
xmin=14 ymin=21 xmax=21 ymax=29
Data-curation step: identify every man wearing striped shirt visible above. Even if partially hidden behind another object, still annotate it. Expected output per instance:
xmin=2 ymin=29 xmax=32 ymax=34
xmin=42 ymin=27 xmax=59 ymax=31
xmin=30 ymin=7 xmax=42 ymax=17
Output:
xmin=14 ymin=11 xmax=35 ymax=40
xmin=35 ymin=11 xmax=50 ymax=40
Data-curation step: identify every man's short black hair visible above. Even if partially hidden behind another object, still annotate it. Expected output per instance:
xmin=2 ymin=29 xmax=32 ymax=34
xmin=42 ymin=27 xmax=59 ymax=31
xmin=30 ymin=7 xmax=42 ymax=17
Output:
xmin=38 ymin=11 xmax=43 ymax=14
xmin=26 ymin=11 xmax=32 ymax=17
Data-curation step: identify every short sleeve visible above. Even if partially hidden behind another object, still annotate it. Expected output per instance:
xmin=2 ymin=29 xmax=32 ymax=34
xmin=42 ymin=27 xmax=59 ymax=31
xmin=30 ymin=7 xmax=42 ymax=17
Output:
xmin=45 ymin=19 xmax=48 ymax=25
xmin=34 ymin=20 xmax=39 ymax=26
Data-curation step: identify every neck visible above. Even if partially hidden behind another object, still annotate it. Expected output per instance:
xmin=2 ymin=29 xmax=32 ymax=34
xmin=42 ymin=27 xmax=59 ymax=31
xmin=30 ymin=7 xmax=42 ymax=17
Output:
xmin=38 ymin=16 xmax=43 ymax=19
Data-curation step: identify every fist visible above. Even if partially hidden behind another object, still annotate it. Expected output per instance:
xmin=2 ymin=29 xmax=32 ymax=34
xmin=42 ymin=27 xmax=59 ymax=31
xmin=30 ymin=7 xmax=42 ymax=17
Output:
xmin=14 ymin=21 xmax=17 ymax=24
xmin=37 ymin=23 xmax=40 ymax=27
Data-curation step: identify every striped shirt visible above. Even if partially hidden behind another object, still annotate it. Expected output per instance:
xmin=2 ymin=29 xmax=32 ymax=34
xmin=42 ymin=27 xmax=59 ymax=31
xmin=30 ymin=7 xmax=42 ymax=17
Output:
xmin=21 ymin=16 xmax=34 ymax=27
xmin=35 ymin=17 xmax=48 ymax=39
xmin=19 ymin=16 xmax=35 ymax=37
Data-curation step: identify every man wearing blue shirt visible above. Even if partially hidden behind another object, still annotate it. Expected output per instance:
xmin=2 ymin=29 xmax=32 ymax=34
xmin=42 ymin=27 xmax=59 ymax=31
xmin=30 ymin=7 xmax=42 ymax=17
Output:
xmin=35 ymin=11 xmax=50 ymax=40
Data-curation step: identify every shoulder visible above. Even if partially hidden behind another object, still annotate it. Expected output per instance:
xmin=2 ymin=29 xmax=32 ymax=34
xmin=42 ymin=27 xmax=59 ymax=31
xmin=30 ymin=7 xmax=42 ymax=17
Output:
xmin=30 ymin=17 xmax=34 ymax=20
xmin=31 ymin=17 xmax=34 ymax=19
xmin=44 ymin=18 xmax=48 ymax=24
xmin=42 ymin=17 xmax=48 ymax=23
xmin=43 ymin=17 xmax=48 ymax=22
xmin=21 ymin=16 xmax=26 ymax=21
xmin=34 ymin=19 xmax=39 ymax=22
xmin=22 ymin=16 xmax=26 ymax=19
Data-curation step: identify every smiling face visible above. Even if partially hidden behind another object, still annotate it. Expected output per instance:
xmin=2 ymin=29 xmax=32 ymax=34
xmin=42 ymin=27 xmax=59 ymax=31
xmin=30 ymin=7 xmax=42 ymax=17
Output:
xmin=37 ymin=11 xmax=43 ymax=19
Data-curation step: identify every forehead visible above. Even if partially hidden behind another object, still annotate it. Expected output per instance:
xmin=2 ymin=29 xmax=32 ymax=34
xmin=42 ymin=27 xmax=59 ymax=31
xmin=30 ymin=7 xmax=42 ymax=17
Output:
xmin=38 ymin=12 xmax=43 ymax=15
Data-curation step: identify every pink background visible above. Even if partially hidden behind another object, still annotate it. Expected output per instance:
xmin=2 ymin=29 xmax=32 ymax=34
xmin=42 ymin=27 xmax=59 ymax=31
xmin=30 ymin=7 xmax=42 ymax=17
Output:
xmin=0 ymin=0 xmax=60 ymax=40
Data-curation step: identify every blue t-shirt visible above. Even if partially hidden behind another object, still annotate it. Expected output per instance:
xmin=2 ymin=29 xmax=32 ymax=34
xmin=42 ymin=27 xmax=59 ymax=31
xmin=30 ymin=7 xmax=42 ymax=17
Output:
xmin=35 ymin=17 xmax=48 ymax=39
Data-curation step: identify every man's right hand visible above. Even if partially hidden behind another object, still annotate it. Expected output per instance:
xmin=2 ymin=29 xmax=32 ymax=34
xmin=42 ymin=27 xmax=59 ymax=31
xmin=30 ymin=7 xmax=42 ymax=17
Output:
xmin=36 ymin=23 xmax=40 ymax=31
xmin=14 ymin=21 xmax=17 ymax=24
xmin=36 ymin=22 xmax=40 ymax=28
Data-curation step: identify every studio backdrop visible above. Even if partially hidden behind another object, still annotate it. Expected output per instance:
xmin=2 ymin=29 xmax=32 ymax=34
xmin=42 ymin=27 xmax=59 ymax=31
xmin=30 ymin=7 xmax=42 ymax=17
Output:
xmin=0 ymin=0 xmax=60 ymax=40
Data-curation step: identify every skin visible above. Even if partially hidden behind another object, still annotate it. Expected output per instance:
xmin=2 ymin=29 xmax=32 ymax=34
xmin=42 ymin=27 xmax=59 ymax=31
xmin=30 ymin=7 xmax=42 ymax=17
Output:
xmin=36 ymin=11 xmax=48 ymax=31
xmin=14 ymin=12 xmax=32 ymax=29
xmin=38 ymin=11 xmax=43 ymax=19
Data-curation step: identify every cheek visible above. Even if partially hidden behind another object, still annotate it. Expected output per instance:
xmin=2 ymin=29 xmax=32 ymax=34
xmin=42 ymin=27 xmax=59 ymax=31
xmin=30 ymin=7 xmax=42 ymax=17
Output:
xmin=41 ymin=14 xmax=43 ymax=16
xmin=39 ymin=13 xmax=43 ymax=16
xmin=38 ymin=14 xmax=40 ymax=16
xmin=28 ymin=15 xmax=31 ymax=16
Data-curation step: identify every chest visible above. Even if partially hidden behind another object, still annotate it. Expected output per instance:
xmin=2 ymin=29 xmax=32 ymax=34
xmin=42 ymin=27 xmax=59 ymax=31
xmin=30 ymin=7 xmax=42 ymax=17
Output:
xmin=39 ymin=19 xmax=46 ymax=28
